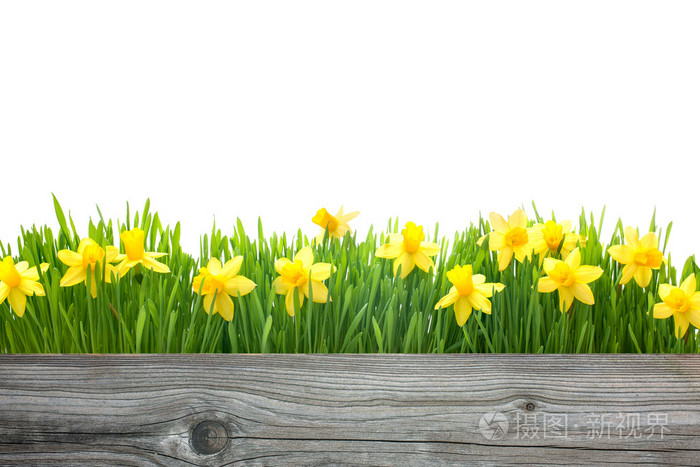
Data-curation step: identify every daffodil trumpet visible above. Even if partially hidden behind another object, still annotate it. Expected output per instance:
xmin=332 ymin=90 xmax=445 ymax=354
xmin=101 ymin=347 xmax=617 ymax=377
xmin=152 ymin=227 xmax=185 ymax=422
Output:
xmin=375 ymin=222 xmax=440 ymax=278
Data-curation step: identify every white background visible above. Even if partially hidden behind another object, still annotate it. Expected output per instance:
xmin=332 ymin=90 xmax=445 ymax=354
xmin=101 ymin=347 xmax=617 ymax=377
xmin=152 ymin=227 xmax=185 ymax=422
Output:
xmin=1 ymin=1 xmax=698 ymax=274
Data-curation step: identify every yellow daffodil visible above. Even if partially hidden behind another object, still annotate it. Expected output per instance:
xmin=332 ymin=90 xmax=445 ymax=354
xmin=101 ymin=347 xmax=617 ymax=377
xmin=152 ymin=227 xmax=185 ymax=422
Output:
xmin=434 ymin=264 xmax=504 ymax=326
xmin=272 ymin=246 xmax=334 ymax=317
xmin=607 ymin=227 xmax=663 ymax=288
xmin=532 ymin=220 xmax=587 ymax=265
xmin=58 ymin=238 xmax=119 ymax=298
xmin=0 ymin=256 xmax=49 ymax=317
xmin=312 ymin=206 xmax=359 ymax=242
xmin=193 ymin=257 xmax=257 ymax=321
xmin=537 ymin=248 xmax=603 ymax=312
xmin=114 ymin=228 xmax=170 ymax=275
xmin=653 ymin=274 xmax=700 ymax=338
xmin=485 ymin=209 xmax=541 ymax=271
xmin=375 ymin=222 xmax=440 ymax=278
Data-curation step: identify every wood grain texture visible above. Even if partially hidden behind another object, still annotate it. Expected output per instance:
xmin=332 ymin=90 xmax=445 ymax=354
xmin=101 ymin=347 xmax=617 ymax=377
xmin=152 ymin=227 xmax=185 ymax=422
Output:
xmin=0 ymin=354 xmax=699 ymax=466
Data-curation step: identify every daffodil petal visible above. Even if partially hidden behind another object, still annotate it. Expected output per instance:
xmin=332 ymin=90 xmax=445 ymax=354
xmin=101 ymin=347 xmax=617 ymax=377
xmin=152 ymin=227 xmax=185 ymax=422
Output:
xmin=375 ymin=242 xmax=403 ymax=259
xmin=657 ymin=284 xmax=673 ymax=300
xmin=469 ymin=291 xmax=492 ymax=314
xmin=216 ymin=293 xmax=234 ymax=321
xmin=634 ymin=266 xmax=652 ymax=288
xmin=89 ymin=274 xmax=98 ymax=298
xmin=294 ymin=247 xmax=314 ymax=269
xmin=224 ymin=276 xmax=256 ymax=297
xmin=653 ymin=302 xmax=673 ymax=319
xmin=538 ymin=277 xmax=558 ymax=293
xmin=203 ymin=294 xmax=215 ymax=315
xmin=640 ymin=232 xmax=659 ymax=249
xmin=338 ymin=211 xmax=359 ymax=223
xmin=14 ymin=261 xmax=29 ymax=274
xmin=221 ymin=257 xmax=244 ymax=278
xmin=303 ymin=280 xmax=329 ymax=303
xmin=285 ymin=289 xmax=304 ymax=316
xmin=680 ymin=274 xmax=697 ymax=296
xmin=309 ymin=263 xmax=333 ymax=281
xmin=513 ymin=245 xmax=533 ymax=263
xmin=674 ymin=312 xmax=690 ymax=338
xmin=608 ymin=245 xmax=633 ymax=264
xmin=274 ymin=258 xmax=291 ymax=275
xmin=419 ymin=242 xmax=440 ymax=257
xmin=413 ymin=251 xmax=434 ymax=273
xmin=19 ymin=279 xmax=44 ymax=296
xmin=435 ymin=288 xmax=460 ymax=309
xmin=558 ymin=287 xmax=574 ymax=312
xmin=388 ymin=233 xmax=403 ymax=244
xmin=543 ymin=257 xmax=558 ymax=275
xmin=8 ymin=288 xmax=27 ymax=317
xmin=564 ymin=248 xmax=581 ymax=269
xmin=508 ymin=209 xmax=528 ymax=229
xmin=21 ymin=265 xmax=46 ymax=281
xmin=60 ymin=266 xmax=87 ymax=287
xmin=206 ymin=258 xmax=222 ymax=274
xmin=454 ymin=296 xmax=472 ymax=326
xmin=620 ymin=264 xmax=637 ymax=285
xmin=105 ymin=246 xmax=120 ymax=262
xmin=76 ymin=238 xmax=94 ymax=253
xmin=142 ymin=256 xmax=171 ymax=274
xmin=58 ymin=250 xmax=83 ymax=267
xmin=690 ymin=292 xmax=700 ymax=309
xmin=146 ymin=252 xmax=168 ymax=259
xmin=472 ymin=274 xmax=486 ymax=286
xmin=475 ymin=282 xmax=504 ymax=297
xmin=572 ymin=282 xmax=595 ymax=305
xmin=394 ymin=252 xmax=416 ymax=278
xmin=575 ymin=266 xmax=603 ymax=284
xmin=489 ymin=212 xmax=509 ymax=233
xmin=624 ymin=227 xmax=641 ymax=250
xmin=272 ymin=276 xmax=290 ymax=294
xmin=0 ymin=283 xmax=8 ymax=305
xmin=488 ymin=232 xmax=505 ymax=250
xmin=687 ymin=308 xmax=700 ymax=330
xmin=104 ymin=265 xmax=118 ymax=283
xmin=497 ymin=247 xmax=513 ymax=271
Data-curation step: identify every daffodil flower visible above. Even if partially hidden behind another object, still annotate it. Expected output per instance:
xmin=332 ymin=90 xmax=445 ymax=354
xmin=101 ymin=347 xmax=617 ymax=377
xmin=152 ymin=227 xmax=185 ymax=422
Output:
xmin=434 ymin=264 xmax=504 ymax=326
xmin=486 ymin=209 xmax=541 ymax=271
xmin=653 ymin=274 xmax=700 ymax=338
xmin=531 ymin=220 xmax=586 ymax=266
xmin=607 ymin=227 xmax=663 ymax=288
xmin=375 ymin=222 xmax=440 ymax=278
xmin=58 ymin=238 xmax=119 ymax=298
xmin=114 ymin=228 xmax=170 ymax=275
xmin=537 ymin=248 xmax=603 ymax=312
xmin=193 ymin=257 xmax=257 ymax=321
xmin=312 ymin=206 xmax=359 ymax=242
xmin=272 ymin=246 xmax=334 ymax=317
xmin=0 ymin=256 xmax=49 ymax=317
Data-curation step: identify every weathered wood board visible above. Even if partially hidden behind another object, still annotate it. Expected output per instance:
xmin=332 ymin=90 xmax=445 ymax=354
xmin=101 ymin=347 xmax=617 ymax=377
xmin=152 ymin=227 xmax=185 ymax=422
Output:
xmin=1 ymin=354 xmax=698 ymax=465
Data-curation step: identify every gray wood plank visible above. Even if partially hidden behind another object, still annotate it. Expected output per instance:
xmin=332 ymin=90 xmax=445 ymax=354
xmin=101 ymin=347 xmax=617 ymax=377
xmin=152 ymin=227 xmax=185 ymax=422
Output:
xmin=0 ymin=354 xmax=698 ymax=465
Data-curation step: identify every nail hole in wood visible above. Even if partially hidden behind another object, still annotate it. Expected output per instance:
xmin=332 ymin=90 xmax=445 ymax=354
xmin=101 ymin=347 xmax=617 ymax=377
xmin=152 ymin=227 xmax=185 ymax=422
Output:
xmin=191 ymin=420 xmax=228 ymax=455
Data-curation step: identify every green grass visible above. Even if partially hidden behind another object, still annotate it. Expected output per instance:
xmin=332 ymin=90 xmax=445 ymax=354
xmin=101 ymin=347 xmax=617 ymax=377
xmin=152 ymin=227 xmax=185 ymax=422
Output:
xmin=0 ymin=198 xmax=698 ymax=354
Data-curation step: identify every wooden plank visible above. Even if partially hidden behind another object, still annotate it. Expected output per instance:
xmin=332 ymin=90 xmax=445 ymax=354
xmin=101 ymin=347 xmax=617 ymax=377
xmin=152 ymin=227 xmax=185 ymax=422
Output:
xmin=0 ymin=354 xmax=698 ymax=465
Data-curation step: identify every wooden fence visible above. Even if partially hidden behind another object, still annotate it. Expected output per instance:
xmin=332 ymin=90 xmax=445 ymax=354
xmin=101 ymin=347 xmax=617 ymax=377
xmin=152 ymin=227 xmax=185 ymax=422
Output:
xmin=1 ymin=354 xmax=699 ymax=465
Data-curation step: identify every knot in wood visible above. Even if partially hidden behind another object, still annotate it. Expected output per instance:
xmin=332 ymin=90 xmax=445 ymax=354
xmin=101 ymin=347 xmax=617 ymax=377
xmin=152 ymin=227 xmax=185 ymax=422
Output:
xmin=191 ymin=420 xmax=228 ymax=455
xmin=525 ymin=402 xmax=536 ymax=412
